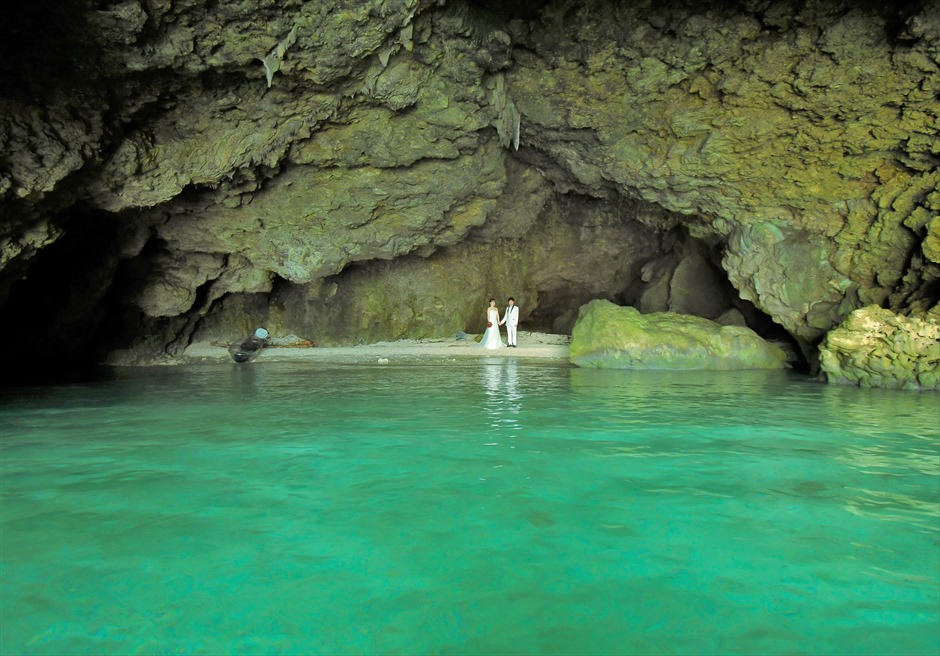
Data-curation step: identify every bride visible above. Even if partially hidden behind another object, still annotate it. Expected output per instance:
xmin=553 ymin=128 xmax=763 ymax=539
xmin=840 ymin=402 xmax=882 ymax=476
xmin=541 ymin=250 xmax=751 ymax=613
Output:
xmin=480 ymin=298 xmax=505 ymax=349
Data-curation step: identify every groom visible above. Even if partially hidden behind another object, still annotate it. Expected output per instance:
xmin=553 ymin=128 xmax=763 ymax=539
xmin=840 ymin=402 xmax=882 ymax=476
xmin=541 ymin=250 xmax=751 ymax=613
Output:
xmin=499 ymin=297 xmax=520 ymax=347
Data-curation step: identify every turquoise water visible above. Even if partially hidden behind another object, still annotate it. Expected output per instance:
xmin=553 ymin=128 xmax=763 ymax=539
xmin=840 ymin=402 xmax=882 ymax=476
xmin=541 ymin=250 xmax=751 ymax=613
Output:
xmin=1 ymin=360 xmax=938 ymax=656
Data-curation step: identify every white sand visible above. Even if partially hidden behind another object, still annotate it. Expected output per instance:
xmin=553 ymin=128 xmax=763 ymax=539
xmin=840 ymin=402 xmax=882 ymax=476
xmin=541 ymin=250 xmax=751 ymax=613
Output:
xmin=180 ymin=331 xmax=571 ymax=365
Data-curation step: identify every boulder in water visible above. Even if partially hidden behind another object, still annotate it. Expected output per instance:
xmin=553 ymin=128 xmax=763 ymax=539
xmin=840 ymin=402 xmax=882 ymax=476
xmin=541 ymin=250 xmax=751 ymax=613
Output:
xmin=819 ymin=306 xmax=940 ymax=390
xmin=570 ymin=299 xmax=787 ymax=370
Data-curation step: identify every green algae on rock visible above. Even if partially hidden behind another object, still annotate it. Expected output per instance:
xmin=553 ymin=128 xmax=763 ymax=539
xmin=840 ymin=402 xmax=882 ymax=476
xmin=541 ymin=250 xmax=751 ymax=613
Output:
xmin=569 ymin=299 xmax=787 ymax=370
xmin=819 ymin=305 xmax=940 ymax=391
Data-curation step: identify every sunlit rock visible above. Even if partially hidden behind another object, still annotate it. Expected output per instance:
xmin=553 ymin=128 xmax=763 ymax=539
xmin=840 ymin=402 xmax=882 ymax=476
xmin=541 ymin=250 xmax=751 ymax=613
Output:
xmin=819 ymin=305 xmax=940 ymax=390
xmin=570 ymin=299 xmax=787 ymax=370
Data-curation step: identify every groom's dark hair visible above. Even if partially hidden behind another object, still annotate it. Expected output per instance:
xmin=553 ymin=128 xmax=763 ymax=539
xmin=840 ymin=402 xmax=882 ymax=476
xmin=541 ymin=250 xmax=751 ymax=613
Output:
xmin=507 ymin=297 xmax=515 ymax=302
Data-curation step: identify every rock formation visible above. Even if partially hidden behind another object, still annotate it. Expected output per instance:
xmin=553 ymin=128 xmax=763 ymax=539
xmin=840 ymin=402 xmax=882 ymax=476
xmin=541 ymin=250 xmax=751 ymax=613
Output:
xmin=819 ymin=305 xmax=940 ymax=390
xmin=0 ymin=0 xmax=937 ymax=378
xmin=570 ymin=299 xmax=788 ymax=369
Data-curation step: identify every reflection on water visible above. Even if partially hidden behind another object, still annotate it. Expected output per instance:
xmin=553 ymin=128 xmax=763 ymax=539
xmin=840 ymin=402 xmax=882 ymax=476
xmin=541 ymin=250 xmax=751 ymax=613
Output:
xmin=481 ymin=358 xmax=523 ymax=435
xmin=1 ymin=362 xmax=938 ymax=656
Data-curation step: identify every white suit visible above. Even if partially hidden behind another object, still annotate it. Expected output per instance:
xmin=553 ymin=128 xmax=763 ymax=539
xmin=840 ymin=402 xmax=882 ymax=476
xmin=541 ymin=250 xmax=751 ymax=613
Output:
xmin=500 ymin=303 xmax=520 ymax=346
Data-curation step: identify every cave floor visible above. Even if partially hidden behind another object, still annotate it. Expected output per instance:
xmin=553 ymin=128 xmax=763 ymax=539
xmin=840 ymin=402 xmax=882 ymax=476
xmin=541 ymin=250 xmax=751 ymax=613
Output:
xmin=176 ymin=331 xmax=571 ymax=366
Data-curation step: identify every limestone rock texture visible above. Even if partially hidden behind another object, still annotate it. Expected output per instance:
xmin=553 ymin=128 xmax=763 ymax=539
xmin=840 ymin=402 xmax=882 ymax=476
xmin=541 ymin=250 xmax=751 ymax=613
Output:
xmin=570 ymin=299 xmax=788 ymax=369
xmin=819 ymin=305 xmax=940 ymax=390
xmin=0 ymin=0 xmax=938 ymax=377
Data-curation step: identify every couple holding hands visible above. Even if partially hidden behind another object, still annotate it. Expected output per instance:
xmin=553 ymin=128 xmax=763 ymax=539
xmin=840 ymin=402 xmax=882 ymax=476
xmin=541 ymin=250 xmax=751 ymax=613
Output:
xmin=481 ymin=297 xmax=519 ymax=350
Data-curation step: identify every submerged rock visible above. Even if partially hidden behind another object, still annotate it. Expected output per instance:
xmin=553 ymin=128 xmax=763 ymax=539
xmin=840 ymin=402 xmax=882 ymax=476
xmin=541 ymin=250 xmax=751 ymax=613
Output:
xmin=569 ymin=299 xmax=787 ymax=370
xmin=819 ymin=306 xmax=940 ymax=390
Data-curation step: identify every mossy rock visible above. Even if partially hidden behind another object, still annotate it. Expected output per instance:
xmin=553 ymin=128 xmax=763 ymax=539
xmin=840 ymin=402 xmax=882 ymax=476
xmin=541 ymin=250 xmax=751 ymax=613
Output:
xmin=819 ymin=305 xmax=940 ymax=390
xmin=570 ymin=299 xmax=788 ymax=370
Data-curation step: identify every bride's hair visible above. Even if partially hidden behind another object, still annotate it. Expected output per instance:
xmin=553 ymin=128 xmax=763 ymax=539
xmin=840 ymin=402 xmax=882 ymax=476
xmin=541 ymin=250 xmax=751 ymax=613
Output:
xmin=489 ymin=298 xmax=496 ymax=304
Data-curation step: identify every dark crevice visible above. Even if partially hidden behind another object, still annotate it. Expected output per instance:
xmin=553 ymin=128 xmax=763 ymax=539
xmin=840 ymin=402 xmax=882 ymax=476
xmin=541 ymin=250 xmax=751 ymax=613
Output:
xmin=0 ymin=2 xmax=96 ymax=94
xmin=0 ymin=204 xmax=125 ymax=382
xmin=466 ymin=0 xmax=554 ymax=22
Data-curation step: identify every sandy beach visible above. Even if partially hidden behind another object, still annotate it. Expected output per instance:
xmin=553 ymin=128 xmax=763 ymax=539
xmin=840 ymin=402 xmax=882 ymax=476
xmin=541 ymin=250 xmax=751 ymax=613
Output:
xmin=180 ymin=331 xmax=571 ymax=365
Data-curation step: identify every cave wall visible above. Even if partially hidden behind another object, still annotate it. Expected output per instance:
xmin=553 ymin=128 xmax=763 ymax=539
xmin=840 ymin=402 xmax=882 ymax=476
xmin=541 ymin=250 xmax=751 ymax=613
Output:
xmin=0 ymin=0 xmax=938 ymax=370
xmin=508 ymin=0 xmax=940 ymax=342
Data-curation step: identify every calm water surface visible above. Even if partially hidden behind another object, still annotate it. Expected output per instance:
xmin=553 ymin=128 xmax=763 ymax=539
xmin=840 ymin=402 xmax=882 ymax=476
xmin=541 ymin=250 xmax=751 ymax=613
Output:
xmin=1 ymin=361 xmax=938 ymax=655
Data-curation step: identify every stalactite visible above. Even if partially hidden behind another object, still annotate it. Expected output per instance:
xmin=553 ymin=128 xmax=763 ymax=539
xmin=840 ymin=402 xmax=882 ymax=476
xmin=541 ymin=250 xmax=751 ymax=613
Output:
xmin=492 ymin=73 xmax=521 ymax=151
xmin=258 ymin=23 xmax=299 ymax=88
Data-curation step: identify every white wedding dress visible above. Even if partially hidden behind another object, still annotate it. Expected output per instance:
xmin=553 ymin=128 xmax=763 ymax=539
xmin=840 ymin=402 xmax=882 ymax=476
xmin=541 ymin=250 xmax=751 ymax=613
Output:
xmin=480 ymin=308 xmax=505 ymax=349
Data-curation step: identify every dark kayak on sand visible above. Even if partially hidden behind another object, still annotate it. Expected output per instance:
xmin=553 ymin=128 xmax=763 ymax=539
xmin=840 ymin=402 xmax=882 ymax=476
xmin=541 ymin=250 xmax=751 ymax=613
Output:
xmin=229 ymin=328 xmax=269 ymax=363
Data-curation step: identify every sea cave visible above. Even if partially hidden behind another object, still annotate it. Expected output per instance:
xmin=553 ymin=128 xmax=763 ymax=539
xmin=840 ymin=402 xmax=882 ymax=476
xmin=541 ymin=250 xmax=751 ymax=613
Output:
xmin=1 ymin=0 xmax=937 ymax=384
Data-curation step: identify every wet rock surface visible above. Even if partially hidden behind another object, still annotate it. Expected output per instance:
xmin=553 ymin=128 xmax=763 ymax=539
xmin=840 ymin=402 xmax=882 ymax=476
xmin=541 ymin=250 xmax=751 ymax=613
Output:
xmin=819 ymin=305 xmax=940 ymax=390
xmin=569 ymin=299 xmax=788 ymax=370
